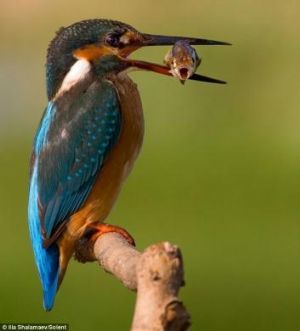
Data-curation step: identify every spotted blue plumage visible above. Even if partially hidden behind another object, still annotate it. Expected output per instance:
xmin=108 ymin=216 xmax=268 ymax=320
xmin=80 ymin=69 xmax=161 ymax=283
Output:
xmin=28 ymin=80 xmax=121 ymax=310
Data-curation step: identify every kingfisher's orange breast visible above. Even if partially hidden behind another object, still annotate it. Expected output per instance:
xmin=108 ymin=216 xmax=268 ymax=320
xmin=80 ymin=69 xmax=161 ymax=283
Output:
xmin=61 ymin=72 xmax=144 ymax=242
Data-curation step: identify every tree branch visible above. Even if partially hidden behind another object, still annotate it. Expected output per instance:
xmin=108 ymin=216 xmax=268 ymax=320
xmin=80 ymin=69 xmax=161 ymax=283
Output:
xmin=75 ymin=233 xmax=191 ymax=331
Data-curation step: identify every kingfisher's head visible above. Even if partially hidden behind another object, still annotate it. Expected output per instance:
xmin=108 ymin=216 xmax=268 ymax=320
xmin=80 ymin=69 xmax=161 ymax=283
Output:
xmin=46 ymin=19 xmax=229 ymax=99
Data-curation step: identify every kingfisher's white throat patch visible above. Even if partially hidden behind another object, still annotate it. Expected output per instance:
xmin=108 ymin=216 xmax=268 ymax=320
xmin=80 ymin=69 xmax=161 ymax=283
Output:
xmin=57 ymin=59 xmax=91 ymax=96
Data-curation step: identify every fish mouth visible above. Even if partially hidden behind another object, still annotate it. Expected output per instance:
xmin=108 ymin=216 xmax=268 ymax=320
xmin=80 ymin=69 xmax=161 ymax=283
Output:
xmin=178 ymin=68 xmax=189 ymax=80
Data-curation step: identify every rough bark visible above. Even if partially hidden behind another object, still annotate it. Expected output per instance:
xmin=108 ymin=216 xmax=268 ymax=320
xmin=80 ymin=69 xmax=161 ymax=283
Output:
xmin=75 ymin=233 xmax=191 ymax=331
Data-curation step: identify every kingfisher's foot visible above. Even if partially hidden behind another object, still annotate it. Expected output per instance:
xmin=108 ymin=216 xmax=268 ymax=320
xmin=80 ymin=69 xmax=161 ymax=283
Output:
xmin=74 ymin=223 xmax=135 ymax=263
xmin=87 ymin=223 xmax=136 ymax=247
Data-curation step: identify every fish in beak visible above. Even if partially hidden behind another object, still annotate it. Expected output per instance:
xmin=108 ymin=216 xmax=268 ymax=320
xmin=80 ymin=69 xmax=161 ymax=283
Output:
xmin=123 ymin=31 xmax=230 ymax=84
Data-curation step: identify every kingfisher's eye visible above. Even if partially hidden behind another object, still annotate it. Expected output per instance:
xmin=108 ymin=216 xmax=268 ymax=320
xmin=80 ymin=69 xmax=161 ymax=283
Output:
xmin=105 ymin=33 xmax=123 ymax=48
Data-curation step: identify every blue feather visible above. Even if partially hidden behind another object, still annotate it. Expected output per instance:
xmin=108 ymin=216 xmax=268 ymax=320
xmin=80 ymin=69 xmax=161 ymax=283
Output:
xmin=28 ymin=163 xmax=59 ymax=311
xmin=34 ymin=102 xmax=56 ymax=154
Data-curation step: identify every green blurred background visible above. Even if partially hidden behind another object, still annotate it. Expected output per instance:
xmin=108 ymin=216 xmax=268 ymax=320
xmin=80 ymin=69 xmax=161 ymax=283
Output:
xmin=1 ymin=0 xmax=300 ymax=330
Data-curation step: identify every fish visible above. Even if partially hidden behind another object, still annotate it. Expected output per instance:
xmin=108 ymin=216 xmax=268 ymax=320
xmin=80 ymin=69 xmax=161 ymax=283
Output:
xmin=164 ymin=40 xmax=201 ymax=83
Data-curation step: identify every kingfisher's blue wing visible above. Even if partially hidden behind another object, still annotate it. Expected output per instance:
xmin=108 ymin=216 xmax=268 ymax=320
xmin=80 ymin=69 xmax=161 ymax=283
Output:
xmin=34 ymin=81 xmax=121 ymax=243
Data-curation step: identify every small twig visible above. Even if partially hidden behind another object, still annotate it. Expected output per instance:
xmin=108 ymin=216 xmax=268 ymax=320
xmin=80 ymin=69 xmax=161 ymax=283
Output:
xmin=75 ymin=233 xmax=191 ymax=331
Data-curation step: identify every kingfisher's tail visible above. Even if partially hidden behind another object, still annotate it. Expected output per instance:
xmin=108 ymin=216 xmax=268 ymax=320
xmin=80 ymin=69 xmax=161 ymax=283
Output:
xmin=29 ymin=216 xmax=60 ymax=311
xmin=28 ymin=166 xmax=60 ymax=311
xmin=41 ymin=245 xmax=60 ymax=311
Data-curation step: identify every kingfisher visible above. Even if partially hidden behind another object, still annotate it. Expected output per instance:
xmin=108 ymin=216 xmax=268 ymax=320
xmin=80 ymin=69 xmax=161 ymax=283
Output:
xmin=28 ymin=19 xmax=229 ymax=311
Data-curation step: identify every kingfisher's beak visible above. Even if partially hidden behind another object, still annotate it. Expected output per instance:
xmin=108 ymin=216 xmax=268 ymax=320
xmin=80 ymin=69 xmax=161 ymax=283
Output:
xmin=123 ymin=34 xmax=231 ymax=84
xmin=123 ymin=32 xmax=230 ymax=84
xmin=141 ymin=33 xmax=231 ymax=46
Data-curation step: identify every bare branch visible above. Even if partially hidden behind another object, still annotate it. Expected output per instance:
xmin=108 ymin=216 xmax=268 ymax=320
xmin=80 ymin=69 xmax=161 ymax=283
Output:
xmin=75 ymin=233 xmax=191 ymax=331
